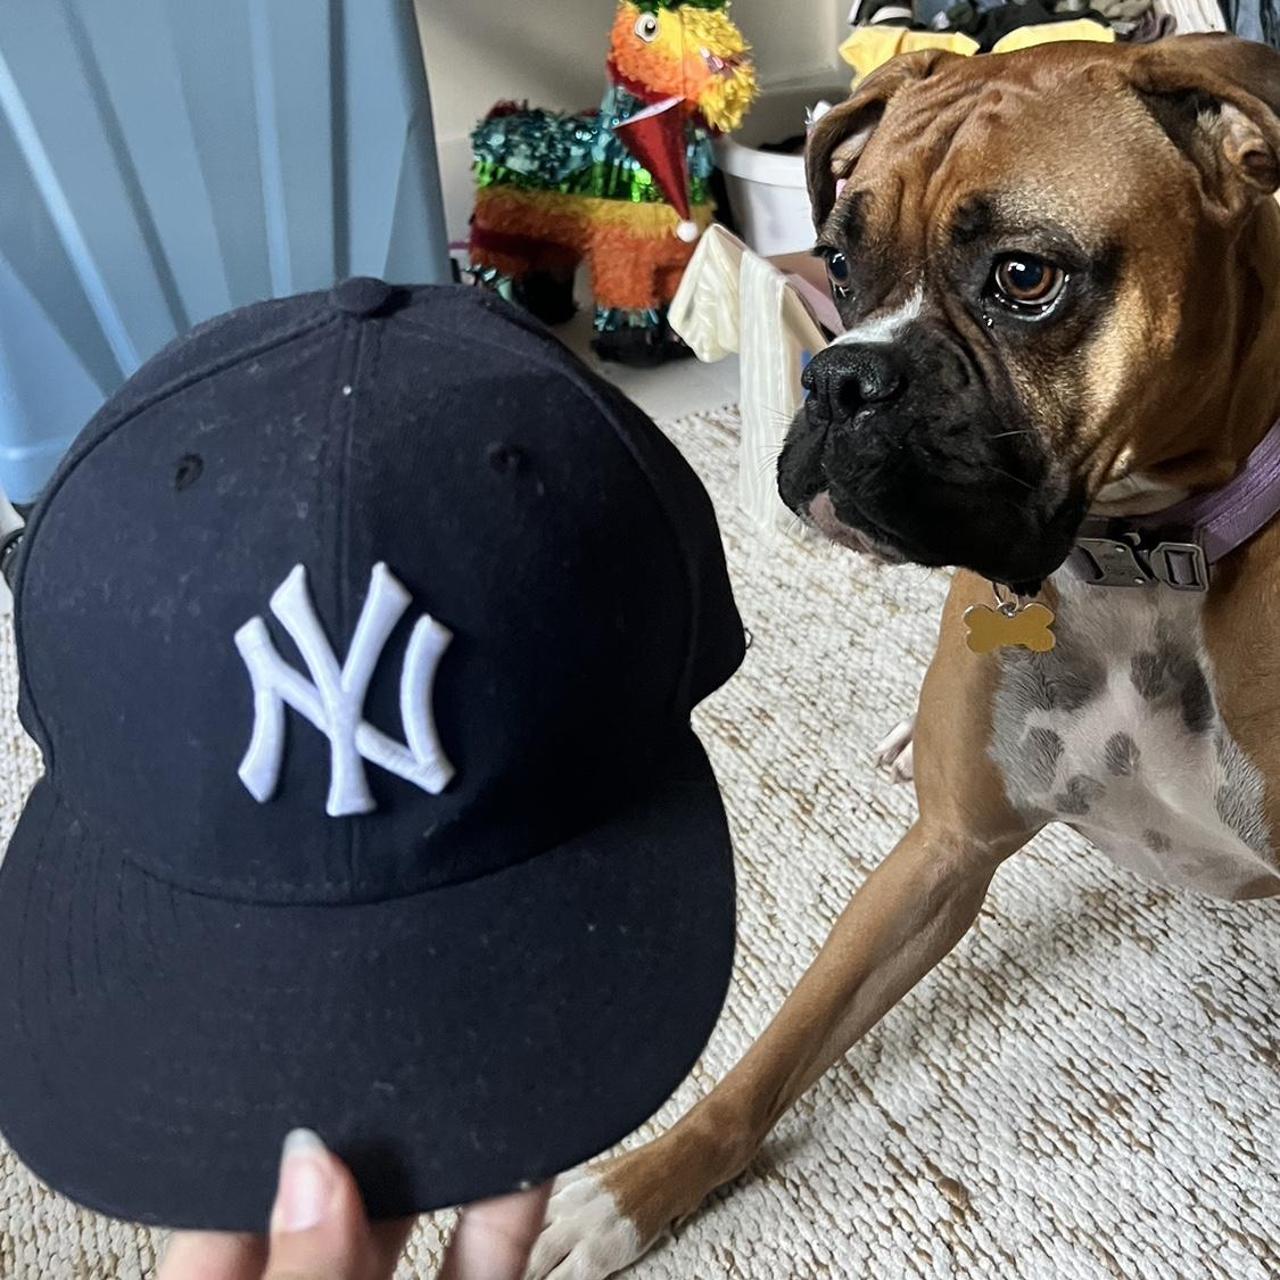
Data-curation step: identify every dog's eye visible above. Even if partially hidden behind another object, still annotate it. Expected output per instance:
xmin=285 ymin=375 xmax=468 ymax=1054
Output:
xmin=825 ymin=251 xmax=852 ymax=293
xmin=635 ymin=13 xmax=659 ymax=40
xmin=991 ymin=256 xmax=1066 ymax=311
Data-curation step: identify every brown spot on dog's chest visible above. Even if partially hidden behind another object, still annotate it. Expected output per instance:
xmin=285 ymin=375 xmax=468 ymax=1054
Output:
xmin=1130 ymin=640 xmax=1214 ymax=732
xmin=1105 ymin=732 xmax=1140 ymax=775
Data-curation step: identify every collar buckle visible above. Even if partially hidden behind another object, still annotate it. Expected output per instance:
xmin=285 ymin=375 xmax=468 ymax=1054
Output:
xmin=1146 ymin=540 xmax=1209 ymax=591
xmin=1069 ymin=524 xmax=1209 ymax=592
xmin=1070 ymin=533 xmax=1151 ymax=588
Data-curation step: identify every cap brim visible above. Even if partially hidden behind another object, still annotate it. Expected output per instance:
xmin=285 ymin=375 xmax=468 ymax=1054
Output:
xmin=0 ymin=730 xmax=734 ymax=1230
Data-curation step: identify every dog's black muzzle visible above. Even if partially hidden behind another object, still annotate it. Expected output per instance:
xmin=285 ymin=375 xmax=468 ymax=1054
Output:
xmin=777 ymin=337 xmax=1084 ymax=592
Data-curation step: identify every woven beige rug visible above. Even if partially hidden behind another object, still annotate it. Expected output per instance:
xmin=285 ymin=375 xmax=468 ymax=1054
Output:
xmin=1 ymin=406 xmax=1277 ymax=1279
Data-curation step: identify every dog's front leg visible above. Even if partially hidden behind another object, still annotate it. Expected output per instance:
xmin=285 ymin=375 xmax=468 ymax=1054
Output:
xmin=525 ymin=819 xmax=1025 ymax=1280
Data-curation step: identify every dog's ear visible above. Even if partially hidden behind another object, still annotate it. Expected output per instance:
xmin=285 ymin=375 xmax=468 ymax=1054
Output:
xmin=805 ymin=51 xmax=958 ymax=230
xmin=1130 ymin=34 xmax=1280 ymax=219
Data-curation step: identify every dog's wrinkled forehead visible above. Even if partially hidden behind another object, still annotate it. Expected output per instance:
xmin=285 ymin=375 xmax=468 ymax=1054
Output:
xmin=812 ymin=49 xmax=1184 ymax=277
xmin=812 ymin=37 xmax=1280 ymax=265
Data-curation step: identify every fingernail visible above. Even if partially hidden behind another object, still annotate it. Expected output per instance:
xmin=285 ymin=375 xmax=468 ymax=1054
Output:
xmin=272 ymin=1128 xmax=332 ymax=1233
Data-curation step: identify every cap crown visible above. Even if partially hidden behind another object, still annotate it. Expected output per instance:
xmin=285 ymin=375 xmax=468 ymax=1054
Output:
xmin=15 ymin=283 xmax=744 ymax=904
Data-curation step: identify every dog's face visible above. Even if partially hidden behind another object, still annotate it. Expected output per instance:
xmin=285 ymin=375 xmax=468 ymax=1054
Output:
xmin=778 ymin=36 xmax=1280 ymax=589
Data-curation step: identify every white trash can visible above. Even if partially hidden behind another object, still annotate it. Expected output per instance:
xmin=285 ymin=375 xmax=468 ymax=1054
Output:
xmin=714 ymin=80 xmax=849 ymax=257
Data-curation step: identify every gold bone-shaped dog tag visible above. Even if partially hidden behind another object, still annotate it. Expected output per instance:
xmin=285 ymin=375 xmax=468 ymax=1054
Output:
xmin=963 ymin=601 xmax=1056 ymax=654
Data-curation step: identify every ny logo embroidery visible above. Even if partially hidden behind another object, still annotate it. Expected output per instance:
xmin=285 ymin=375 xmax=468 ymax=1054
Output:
xmin=234 ymin=563 xmax=454 ymax=816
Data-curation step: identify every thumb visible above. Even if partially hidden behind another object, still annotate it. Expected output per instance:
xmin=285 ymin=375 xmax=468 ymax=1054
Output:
xmin=263 ymin=1129 xmax=378 ymax=1280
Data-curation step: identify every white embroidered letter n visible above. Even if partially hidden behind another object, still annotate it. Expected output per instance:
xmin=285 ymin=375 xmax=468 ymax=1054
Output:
xmin=234 ymin=563 xmax=454 ymax=816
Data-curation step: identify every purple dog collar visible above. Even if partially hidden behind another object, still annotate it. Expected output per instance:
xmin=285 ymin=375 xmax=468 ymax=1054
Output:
xmin=1069 ymin=418 xmax=1280 ymax=591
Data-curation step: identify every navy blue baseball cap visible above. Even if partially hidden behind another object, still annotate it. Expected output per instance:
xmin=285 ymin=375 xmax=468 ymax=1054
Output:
xmin=0 ymin=280 xmax=745 ymax=1230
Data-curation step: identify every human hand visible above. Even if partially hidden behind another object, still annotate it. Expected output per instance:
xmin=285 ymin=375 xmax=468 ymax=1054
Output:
xmin=157 ymin=1129 xmax=551 ymax=1280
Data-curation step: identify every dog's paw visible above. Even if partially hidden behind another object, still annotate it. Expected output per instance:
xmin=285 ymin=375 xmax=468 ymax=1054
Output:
xmin=524 ymin=1166 xmax=648 ymax=1279
xmin=873 ymin=714 xmax=916 ymax=784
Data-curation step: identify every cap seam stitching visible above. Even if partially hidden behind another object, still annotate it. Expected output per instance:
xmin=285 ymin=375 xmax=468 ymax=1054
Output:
xmin=340 ymin=314 xmax=378 ymax=885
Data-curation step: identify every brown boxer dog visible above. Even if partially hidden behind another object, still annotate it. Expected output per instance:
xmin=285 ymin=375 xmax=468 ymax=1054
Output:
xmin=526 ymin=35 xmax=1280 ymax=1278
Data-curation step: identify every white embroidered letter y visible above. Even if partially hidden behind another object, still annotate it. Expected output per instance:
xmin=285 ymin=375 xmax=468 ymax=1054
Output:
xmin=234 ymin=563 xmax=454 ymax=816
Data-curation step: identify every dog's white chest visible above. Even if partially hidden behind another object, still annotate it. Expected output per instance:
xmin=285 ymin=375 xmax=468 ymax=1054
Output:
xmin=990 ymin=574 xmax=1274 ymax=898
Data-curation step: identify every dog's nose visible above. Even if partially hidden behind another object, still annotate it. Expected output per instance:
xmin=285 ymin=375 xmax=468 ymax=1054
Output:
xmin=803 ymin=344 xmax=905 ymax=418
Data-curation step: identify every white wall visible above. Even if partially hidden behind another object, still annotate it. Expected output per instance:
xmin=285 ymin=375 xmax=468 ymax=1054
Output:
xmin=417 ymin=0 xmax=847 ymax=242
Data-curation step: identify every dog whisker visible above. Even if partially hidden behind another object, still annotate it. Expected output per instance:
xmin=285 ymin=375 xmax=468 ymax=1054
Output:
xmin=986 ymin=464 xmax=1036 ymax=491
xmin=756 ymin=452 xmax=783 ymax=482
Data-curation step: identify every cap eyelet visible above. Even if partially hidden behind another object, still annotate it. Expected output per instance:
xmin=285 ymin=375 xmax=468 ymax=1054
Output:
xmin=174 ymin=454 xmax=203 ymax=491
xmin=487 ymin=442 xmax=526 ymax=475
